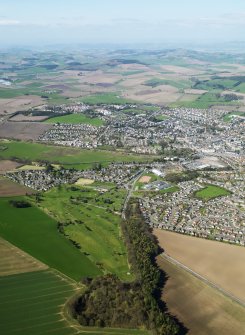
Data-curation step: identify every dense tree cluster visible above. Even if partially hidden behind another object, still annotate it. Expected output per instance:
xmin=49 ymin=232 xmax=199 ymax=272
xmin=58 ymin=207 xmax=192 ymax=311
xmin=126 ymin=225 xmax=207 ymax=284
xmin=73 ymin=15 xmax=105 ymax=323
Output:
xmin=74 ymin=201 xmax=180 ymax=335
xmin=165 ymin=171 xmax=199 ymax=183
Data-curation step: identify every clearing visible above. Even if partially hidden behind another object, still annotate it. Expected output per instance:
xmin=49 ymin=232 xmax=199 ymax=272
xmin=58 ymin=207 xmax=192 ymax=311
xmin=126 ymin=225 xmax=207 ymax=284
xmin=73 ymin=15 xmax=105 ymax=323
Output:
xmin=75 ymin=178 xmax=94 ymax=185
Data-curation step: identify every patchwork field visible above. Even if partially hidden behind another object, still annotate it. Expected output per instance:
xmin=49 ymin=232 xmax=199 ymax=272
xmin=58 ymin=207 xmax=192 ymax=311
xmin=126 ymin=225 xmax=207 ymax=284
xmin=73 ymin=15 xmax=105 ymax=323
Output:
xmin=0 ymin=237 xmax=47 ymax=276
xmin=0 ymin=140 xmax=153 ymax=169
xmin=154 ymin=229 xmax=245 ymax=303
xmin=0 ymin=197 xmax=101 ymax=280
xmin=0 ymin=177 xmax=34 ymax=196
xmin=157 ymin=256 xmax=245 ymax=335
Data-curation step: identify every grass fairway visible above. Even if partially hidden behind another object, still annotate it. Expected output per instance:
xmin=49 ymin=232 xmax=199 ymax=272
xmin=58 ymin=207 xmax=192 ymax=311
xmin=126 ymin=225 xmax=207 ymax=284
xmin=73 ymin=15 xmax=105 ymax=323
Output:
xmin=0 ymin=141 xmax=152 ymax=170
xmin=157 ymin=255 xmax=245 ymax=335
xmin=45 ymin=113 xmax=104 ymax=126
xmin=0 ymin=197 xmax=101 ymax=280
xmin=38 ymin=186 xmax=133 ymax=281
xmin=194 ymin=184 xmax=231 ymax=201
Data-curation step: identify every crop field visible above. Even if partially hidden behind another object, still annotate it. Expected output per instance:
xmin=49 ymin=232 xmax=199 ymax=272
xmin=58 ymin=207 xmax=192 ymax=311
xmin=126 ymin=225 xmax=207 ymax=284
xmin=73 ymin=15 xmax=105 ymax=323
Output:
xmin=0 ymin=177 xmax=34 ymax=196
xmin=45 ymin=113 xmax=104 ymax=126
xmin=0 ymin=140 xmax=153 ymax=169
xmin=0 ymin=237 xmax=47 ymax=276
xmin=37 ymin=186 xmax=133 ymax=281
xmin=194 ymin=184 xmax=231 ymax=200
xmin=0 ymin=197 xmax=101 ymax=280
xmin=157 ymin=255 xmax=245 ymax=335
xmin=154 ymin=229 xmax=245 ymax=303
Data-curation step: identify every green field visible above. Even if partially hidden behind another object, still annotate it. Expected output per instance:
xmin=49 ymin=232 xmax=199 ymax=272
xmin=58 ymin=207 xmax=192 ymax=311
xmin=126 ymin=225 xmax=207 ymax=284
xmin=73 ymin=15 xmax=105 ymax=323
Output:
xmin=194 ymin=184 xmax=231 ymax=201
xmin=0 ymin=270 xmax=148 ymax=335
xmin=0 ymin=197 xmax=101 ymax=280
xmin=45 ymin=113 xmax=104 ymax=126
xmin=37 ymin=186 xmax=133 ymax=281
xmin=0 ymin=141 xmax=153 ymax=170
xmin=80 ymin=93 xmax=134 ymax=105
xmin=223 ymin=111 xmax=245 ymax=122
xmin=145 ymin=78 xmax=191 ymax=90
xmin=171 ymin=92 xmax=242 ymax=109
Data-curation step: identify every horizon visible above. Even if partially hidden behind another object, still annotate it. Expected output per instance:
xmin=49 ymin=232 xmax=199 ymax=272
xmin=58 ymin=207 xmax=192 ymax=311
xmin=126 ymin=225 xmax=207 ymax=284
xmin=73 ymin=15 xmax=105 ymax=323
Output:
xmin=1 ymin=0 xmax=245 ymax=48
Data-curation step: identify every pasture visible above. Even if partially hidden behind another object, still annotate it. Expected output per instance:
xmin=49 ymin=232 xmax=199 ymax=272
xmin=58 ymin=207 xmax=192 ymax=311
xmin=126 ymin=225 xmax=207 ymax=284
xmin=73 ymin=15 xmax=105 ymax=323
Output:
xmin=157 ymin=255 xmax=245 ymax=335
xmin=194 ymin=184 xmax=231 ymax=201
xmin=154 ymin=229 xmax=245 ymax=303
xmin=38 ymin=186 xmax=132 ymax=281
xmin=0 ymin=197 xmax=101 ymax=280
xmin=81 ymin=93 xmax=133 ymax=105
xmin=0 ymin=140 xmax=152 ymax=169
xmin=45 ymin=113 xmax=104 ymax=126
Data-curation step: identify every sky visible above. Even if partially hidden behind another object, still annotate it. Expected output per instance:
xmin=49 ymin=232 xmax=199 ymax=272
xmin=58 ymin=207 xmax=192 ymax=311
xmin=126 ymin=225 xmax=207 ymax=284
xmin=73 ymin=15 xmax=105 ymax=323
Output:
xmin=0 ymin=0 xmax=245 ymax=47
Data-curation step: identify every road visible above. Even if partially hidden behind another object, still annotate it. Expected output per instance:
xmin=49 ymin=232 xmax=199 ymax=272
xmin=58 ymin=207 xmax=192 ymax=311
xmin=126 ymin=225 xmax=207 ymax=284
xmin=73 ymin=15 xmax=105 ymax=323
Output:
xmin=121 ymin=169 xmax=145 ymax=219
xmin=160 ymin=252 xmax=245 ymax=308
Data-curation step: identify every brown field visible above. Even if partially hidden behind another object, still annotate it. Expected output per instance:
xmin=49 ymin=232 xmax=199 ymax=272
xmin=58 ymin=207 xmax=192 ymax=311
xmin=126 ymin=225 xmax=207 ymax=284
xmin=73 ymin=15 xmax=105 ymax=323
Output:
xmin=157 ymin=255 xmax=245 ymax=335
xmin=138 ymin=175 xmax=151 ymax=183
xmin=0 ymin=177 xmax=34 ymax=196
xmin=9 ymin=113 xmax=49 ymax=122
xmin=0 ymin=160 xmax=21 ymax=174
xmin=0 ymin=121 xmax=52 ymax=141
xmin=0 ymin=237 xmax=48 ymax=276
xmin=154 ymin=229 xmax=245 ymax=303
xmin=0 ymin=95 xmax=44 ymax=115
xmin=184 ymin=88 xmax=208 ymax=95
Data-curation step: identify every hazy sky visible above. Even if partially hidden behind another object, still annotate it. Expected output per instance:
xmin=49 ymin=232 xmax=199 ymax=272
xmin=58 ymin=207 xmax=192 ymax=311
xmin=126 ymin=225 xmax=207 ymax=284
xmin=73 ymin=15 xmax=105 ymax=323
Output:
xmin=1 ymin=0 xmax=245 ymax=46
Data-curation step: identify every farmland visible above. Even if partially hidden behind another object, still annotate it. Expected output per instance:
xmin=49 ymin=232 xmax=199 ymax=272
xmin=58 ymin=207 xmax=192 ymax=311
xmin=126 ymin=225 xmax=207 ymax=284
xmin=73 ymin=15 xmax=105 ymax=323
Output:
xmin=0 ymin=237 xmax=47 ymax=276
xmin=154 ymin=229 xmax=245 ymax=303
xmin=0 ymin=197 xmax=101 ymax=280
xmin=194 ymin=184 xmax=231 ymax=201
xmin=36 ymin=185 xmax=133 ymax=281
xmin=157 ymin=255 xmax=245 ymax=335
xmin=0 ymin=177 xmax=34 ymax=196
xmin=0 ymin=269 xmax=149 ymax=335
xmin=0 ymin=140 xmax=153 ymax=169
xmin=0 ymin=122 xmax=52 ymax=141
xmin=45 ymin=113 xmax=104 ymax=126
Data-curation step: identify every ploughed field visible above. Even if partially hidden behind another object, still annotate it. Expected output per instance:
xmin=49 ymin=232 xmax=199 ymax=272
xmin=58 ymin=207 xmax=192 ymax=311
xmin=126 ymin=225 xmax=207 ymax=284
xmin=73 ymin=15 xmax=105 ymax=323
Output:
xmin=154 ymin=229 xmax=245 ymax=303
xmin=157 ymin=256 xmax=245 ymax=335
xmin=0 ymin=177 xmax=34 ymax=196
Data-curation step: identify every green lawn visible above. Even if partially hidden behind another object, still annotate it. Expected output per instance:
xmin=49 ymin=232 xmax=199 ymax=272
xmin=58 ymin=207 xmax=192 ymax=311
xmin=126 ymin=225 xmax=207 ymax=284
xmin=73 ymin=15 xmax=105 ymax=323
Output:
xmin=45 ymin=113 xmax=104 ymax=126
xmin=0 ymin=197 xmax=101 ymax=280
xmin=0 ymin=141 xmax=153 ymax=170
xmin=37 ymin=186 xmax=133 ymax=281
xmin=194 ymin=184 xmax=231 ymax=201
